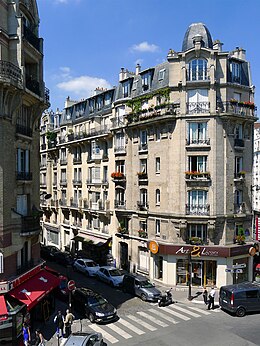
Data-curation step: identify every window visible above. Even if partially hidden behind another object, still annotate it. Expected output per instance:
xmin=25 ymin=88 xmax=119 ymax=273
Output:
xmin=17 ymin=148 xmax=30 ymax=174
xmin=158 ymin=69 xmax=166 ymax=81
xmin=140 ymin=220 xmax=147 ymax=233
xmin=122 ymin=81 xmax=131 ymax=98
xmin=89 ymin=99 xmax=95 ymax=113
xmin=16 ymin=194 xmax=28 ymax=216
xmin=233 ymin=92 xmax=241 ymax=102
xmin=60 ymin=148 xmax=66 ymax=161
xmin=187 ymin=89 xmax=209 ymax=114
xmin=142 ymin=73 xmax=149 ymax=90
xmin=115 ymin=160 xmax=125 ymax=174
xmin=0 ymin=252 xmax=3 ymax=273
xmin=61 ymin=169 xmax=66 ymax=182
xmin=140 ymin=130 xmax=147 ymax=145
xmin=187 ymin=122 xmax=208 ymax=145
xmin=235 ymin=156 xmax=243 ymax=174
xmin=188 ymin=156 xmax=207 ymax=172
xmin=234 ymin=190 xmax=243 ymax=205
xmin=115 ymin=132 xmax=125 ymax=150
xmin=155 ymin=127 xmax=161 ymax=141
xmin=235 ymin=124 xmax=243 ymax=139
xmin=155 ymin=157 xmax=160 ymax=173
xmin=156 ymin=189 xmax=160 ymax=205
xmin=140 ymin=159 xmax=147 ymax=173
xmin=132 ymin=80 xmax=138 ymax=91
xmin=155 ymin=220 xmax=160 ymax=236
xmin=140 ymin=189 xmax=148 ymax=205
xmin=53 ymin=172 xmax=57 ymax=185
xmin=74 ymin=168 xmax=82 ymax=182
xmin=104 ymin=92 xmax=112 ymax=106
xmin=188 ymin=59 xmax=208 ymax=81
xmin=230 ymin=61 xmax=241 ymax=83
xmin=188 ymin=224 xmax=207 ymax=241
xmin=91 ymin=141 xmax=100 ymax=159
xmin=188 ymin=190 xmax=208 ymax=214
xmin=89 ymin=167 xmax=100 ymax=183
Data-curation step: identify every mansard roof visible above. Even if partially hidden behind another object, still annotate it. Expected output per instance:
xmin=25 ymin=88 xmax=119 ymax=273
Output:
xmin=182 ymin=22 xmax=213 ymax=51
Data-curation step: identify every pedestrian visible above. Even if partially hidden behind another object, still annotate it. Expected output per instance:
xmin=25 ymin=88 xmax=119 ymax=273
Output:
xmin=22 ymin=322 xmax=31 ymax=346
xmin=54 ymin=310 xmax=65 ymax=338
xmin=207 ymin=286 xmax=216 ymax=310
xmin=64 ymin=309 xmax=75 ymax=338
xmin=34 ymin=329 xmax=46 ymax=346
xmin=202 ymin=287 xmax=208 ymax=305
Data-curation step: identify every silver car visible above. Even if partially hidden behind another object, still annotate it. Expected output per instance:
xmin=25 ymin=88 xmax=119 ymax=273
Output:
xmin=73 ymin=258 xmax=100 ymax=277
xmin=63 ymin=332 xmax=103 ymax=346
xmin=96 ymin=266 xmax=126 ymax=287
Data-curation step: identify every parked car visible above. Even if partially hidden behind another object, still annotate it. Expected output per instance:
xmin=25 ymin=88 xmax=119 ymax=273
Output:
xmin=219 ymin=281 xmax=260 ymax=317
xmin=95 ymin=266 xmax=126 ymax=287
xmin=73 ymin=259 xmax=100 ymax=277
xmin=53 ymin=251 xmax=74 ymax=266
xmin=40 ymin=244 xmax=60 ymax=261
xmin=63 ymin=331 xmax=104 ymax=346
xmin=72 ymin=287 xmax=117 ymax=323
xmin=122 ymin=273 xmax=162 ymax=302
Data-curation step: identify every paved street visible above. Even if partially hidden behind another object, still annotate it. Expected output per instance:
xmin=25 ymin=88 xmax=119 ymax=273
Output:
xmin=40 ymin=263 xmax=259 ymax=346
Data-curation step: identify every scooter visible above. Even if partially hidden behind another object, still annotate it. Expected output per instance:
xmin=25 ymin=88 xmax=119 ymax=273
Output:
xmin=158 ymin=288 xmax=174 ymax=307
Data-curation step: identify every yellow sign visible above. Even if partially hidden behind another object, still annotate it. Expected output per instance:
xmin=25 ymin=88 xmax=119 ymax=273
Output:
xmin=149 ymin=241 xmax=159 ymax=254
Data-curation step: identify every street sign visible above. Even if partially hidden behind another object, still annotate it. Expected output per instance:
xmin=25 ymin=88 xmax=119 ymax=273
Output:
xmin=67 ymin=280 xmax=75 ymax=291
xmin=232 ymin=263 xmax=246 ymax=269
xmin=225 ymin=268 xmax=243 ymax=274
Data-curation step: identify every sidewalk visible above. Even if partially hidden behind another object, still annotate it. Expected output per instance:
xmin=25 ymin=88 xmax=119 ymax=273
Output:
xmin=44 ymin=285 xmax=217 ymax=345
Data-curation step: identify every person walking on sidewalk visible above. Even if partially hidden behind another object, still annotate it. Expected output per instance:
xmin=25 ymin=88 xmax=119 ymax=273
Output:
xmin=34 ymin=329 xmax=46 ymax=346
xmin=64 ymin=309 xmax=75 ymax=338
xmin=207 ymin=286 xmax=216 ymax=310
xmin=202 ymin=287 xmax=208 ymax=305
xmin=22 ymin=322 xmax=31 ymax=346
xmin=54 ymin=310 xmax=65 ymax=338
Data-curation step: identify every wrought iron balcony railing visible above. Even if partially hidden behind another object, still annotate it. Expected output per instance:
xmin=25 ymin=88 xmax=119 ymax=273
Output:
xmin=186 ymin=102 xmax=210 ymax=114
xmin=16 ymin=124 xmax=33 ymax=137
xmin=20 ymin=216 xmax=41 ymax=235
xmin=114 ymin=200 xmax=126 ymax=209
xmin=23 ymin=25 xmax=41 ymax=52
xmin=0 ymin=61 xmax=22 ymax=84
xmin=186 ymin=138 xmax=210 ymax=145
xmin=16 ymin=171 xmax=32 ymax=181
xmin=186 ymin=204 xmax=210 ymax=215
xmin=137 ymin=201 xmax=149 ymax=210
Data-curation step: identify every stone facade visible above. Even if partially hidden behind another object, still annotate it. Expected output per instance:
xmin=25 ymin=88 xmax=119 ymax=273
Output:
xmin=40 ymin=23 xmax=257 ymax=288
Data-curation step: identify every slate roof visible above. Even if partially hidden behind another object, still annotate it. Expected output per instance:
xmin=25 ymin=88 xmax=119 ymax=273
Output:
xmin=182 ymin=22 xmax=213 ymax=51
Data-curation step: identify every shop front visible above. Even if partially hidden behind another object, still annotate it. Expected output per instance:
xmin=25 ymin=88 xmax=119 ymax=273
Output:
xmin=149 ymin=242 xmax=253 ymax=288
xmin=0 ymin=263 xmax=60 ymax=345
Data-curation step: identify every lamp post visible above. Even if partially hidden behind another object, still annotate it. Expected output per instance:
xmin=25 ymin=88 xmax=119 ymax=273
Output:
xmin=187 ymin=252 xmax=192 ymax=300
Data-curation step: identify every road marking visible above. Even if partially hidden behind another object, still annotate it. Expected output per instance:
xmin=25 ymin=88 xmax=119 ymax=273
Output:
xmin=137 ymin=311 xmax=168 ymax=327
xmin=161 ymin=306 xmax=190 ymax=321
xmin=186 ymin=306 xmax=211 ymax=315
xmin=127 ymin=315 xmax=157 ymax=331
xmin=116 ymin=318 xmax=145 ymax=335
xmin=106 ymin=323 xmax=132 ymax=339
xmin=88 ymin=324 xmax=118 ymax=344
xmin=171 ymin=304 xmax=200 ymax=317
xmin=148 ymin=308 xmax=178 ymax=324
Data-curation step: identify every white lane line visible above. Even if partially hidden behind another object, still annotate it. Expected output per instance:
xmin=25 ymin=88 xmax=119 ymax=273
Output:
xmin=162 ymin=307 xmax=190 ymax=321
xmin=88 ymin=324 xmax=119 ymax=344
xmin=148 ymin=308 xmax=178 ymax=324
xmin=137 ymin=311 xmax=169 ymax=327
xmin=116 ymin=318 xmax=145 ymax=335
xmin=170 ymin=304 xmax=201 ymax=317
xmin=127 ymin=315 xmax=157 ymax=331
xmin=106 ymin=323 xmax=132 ymax=339
xmin=186 ymin=306 xmax=211 ymax=315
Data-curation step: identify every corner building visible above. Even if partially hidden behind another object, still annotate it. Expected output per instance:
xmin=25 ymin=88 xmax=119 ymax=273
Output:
xmin=0 ymin=1 xmax=52 ymax=344
xmin=40 ymin=23 xmax=257 ymax=289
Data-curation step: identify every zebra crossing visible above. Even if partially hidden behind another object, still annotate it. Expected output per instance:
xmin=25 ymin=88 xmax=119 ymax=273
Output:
xmin=80 ymin=303 xmax=220 ymax=345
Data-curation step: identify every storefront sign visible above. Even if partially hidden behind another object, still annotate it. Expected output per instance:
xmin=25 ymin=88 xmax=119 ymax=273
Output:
xmin=149 ymin=241 xmax=159 ymax=254
xmin=256 ymin=216 xmax=260 ymax=241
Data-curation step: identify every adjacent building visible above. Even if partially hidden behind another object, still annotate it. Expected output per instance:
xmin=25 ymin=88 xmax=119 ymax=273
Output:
xmin=40 ymin=23 xmax=257 ymax=290
xmin=0 ymin=1 xmax=52 ymax=344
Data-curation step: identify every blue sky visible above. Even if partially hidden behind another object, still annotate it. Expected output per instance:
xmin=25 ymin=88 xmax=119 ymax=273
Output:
xmin=38 ymin=0 xmax=260 ymax=113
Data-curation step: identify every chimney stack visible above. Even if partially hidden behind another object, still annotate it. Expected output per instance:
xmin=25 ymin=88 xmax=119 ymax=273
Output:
xmin=135 ymin=63 xmax=141 ymax=75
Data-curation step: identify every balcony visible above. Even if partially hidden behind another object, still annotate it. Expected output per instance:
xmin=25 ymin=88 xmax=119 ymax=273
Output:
xmin=114 ymin=200 xmax=126 ymax=209
xmin=0 ymin=61 xmax=22 ymax=85
xmin=16 ymin=125 xmax=32 ymax=137
xmin=60 ymin=180 xmax=67 ymax=187
xmin=234 ymin=202 xmax=246 ymax=214
xmin=48 ymin=140 xmax=57 ymax=149
xmin=59 ymin=198 xmax=67 ymax=207
xmin=16 ymin=171 xmax=32 ymax=181
xmin=20 ymin=216 xmax=41 ymax=235
xmin=187 ymin=237 xmax=208 ymax=245
xmin=111 ymin=117 xmax=126 ymax=129
xmin=137 ymin=172 xmax=148 ymax=185
xmin=186 ymin=138 xmax=210 ymax=146
xmin=73 ymin=179 xmax=82 ymax=187
xmin=114 ymin=146 xmax=126 ymax=155
xmin=66 ymin=125 xmax=110 ymax=143
xmin=25 ymin=77 xmax=40 ymax=97
xmin=138 ymin=229 xmax=148 ymax=239
xmin=73 ymin=157 xmax=82 ymax=164
xmin=137 ymin=201 xmax=149 ymax=211
xmin=70 ymin=199 xmax=78 ymax=208
xmin=186 ymin=102 xmax=210 ymax=114
xmin=218 ymin=101 xmax=257 ymax=117
xmin=41 ymin=143 xmax=47 ymax=150
xmin=111 ymin=172 xmax=126 ymax=182
xmin=185 ymin=171 xmax=211 ymax=181
xmin=60 ymin=158 xmax=67 ymax=165
xmin=50 ymin=199 xmax=59 ymax=208
xmin=138 ymin=143 xmax=148 ymax=152
xmin=16 ymin=259 xmax=35 ymax=276
xmin=234 ymin=172 xmax=246 ymax=182
xmin=186 ymin=204 xmax=210 ymax=215
xmin=23 ymin=25 xmax=41 ymax=52
xmin=86 ymin=178 xmax=101 ymax=185
xmin=234 ymin=138 xmax=245 ymax=148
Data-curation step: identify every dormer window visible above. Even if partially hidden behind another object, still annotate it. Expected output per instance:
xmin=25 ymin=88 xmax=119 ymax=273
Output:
xmin=188 ymin=59 xmax=208 ymax=81
xmin=230 ymin=61 xmax=241 ymax=84
xmin=158 ymin=69 xmax=166 ymax=81
xmin=122 ymin=81 xmax=131 ymax=98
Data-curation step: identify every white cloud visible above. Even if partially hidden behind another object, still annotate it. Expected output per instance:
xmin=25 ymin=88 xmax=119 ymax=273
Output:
xmin=135 ymin=58 xmax=144 ymax=66
xmin=57 ymin=75 xmax=111 ymax=98
xmin=131 ymin=41 xmax=159 ymax=53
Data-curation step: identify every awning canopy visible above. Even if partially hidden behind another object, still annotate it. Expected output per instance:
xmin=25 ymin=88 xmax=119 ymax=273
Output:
xmin=0 ymin=295 xmax=8 ymax=321
xmin=9 ymin=269 xmax=59 ymax=310
xmin=73 ymin=235 xmax=110 ymax=246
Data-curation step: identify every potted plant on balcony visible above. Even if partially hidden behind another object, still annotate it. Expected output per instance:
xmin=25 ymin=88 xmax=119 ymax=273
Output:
xmin=189 ymin=237 xmax=203 ymax=245
xmin=117 ymin=226 xmax=128 ymax=235
xmin=137 ymin=171 xmax=147 ymax=178
xmin=138 ymin=229 xmax=147 ymax=238
xmin=111 ymin=171 xmax=124 ymax=179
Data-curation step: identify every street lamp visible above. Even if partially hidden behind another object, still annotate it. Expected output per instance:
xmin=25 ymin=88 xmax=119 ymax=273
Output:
xmin=40 ymin=192 xmax=52 ymax=200
xmin=187 ymin=252 xmax=192 ymax=301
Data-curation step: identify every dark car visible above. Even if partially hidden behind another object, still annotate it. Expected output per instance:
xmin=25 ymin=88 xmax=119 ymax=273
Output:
xmin=53 ymin=251 xmax=74 ymax=266
xmin=40 ymin=244 xmax=60 ymax=261
xmin=72 ymin=287 xmax=117 ymax=323
xmin=219 ymin=281 xmax=260 ymax=317
xmin=122 ymin=273 xmax=161 ymax=302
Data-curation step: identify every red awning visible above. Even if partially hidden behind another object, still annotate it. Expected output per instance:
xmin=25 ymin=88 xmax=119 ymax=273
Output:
xmin=9 ymin=269 xmax=59 ymax=310
xmin=0 ymin=295 xmax=8 ymax=321
xmin=256 ymin=264 xmax=260 ymax=271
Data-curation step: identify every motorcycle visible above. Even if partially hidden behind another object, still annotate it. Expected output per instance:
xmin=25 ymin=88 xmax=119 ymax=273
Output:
xmin=158 ymin=288 xmax=174 ymax=307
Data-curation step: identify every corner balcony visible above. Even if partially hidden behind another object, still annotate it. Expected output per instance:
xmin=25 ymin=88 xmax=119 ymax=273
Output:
xmin=0 ymin=61 xmax=22 ymax=86
xmin=20 ymin=216 xmax=41 ymax=236
xmin=16 ymin=125 xmax=32 ymax=137
xmin=114 ymin=200 xmax=126 ymax=209
xmin=218 ymin=101 xmax=257 ymax=117
xmin=23 ymin=24 xmax=42 ymax=52
xmin=186 ymin=204 xmax=210 ymax=215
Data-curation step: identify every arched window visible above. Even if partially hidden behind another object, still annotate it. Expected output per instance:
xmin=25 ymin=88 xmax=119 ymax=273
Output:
xmin=156 ymin=189 xmax=161 ymax=205
xmin=188 ymin=59 xmax=208 ymax=81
